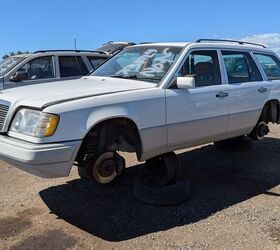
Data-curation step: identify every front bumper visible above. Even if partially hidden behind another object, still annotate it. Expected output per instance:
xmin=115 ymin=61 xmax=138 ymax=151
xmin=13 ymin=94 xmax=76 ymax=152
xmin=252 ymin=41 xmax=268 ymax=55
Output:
xmin=0 ymin=135 xmax=82 ymax=178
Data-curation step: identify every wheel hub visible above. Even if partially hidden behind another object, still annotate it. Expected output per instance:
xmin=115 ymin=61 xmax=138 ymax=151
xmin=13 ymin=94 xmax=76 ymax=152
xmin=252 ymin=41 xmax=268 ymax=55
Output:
xmin=98 ymin=159 xmax=116 ymax=177
xmin=92 ymin=152 xmax=125 ymax=184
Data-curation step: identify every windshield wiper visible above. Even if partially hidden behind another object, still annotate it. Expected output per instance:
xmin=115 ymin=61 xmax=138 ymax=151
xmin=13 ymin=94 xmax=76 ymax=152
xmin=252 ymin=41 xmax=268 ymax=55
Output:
xmin=110 ymin=74 xmax=138 ymax=79
xmin=110 ymin=74 xmax=161 ymax=82
xmin=136 ymin=77 xmax=161 ymax=81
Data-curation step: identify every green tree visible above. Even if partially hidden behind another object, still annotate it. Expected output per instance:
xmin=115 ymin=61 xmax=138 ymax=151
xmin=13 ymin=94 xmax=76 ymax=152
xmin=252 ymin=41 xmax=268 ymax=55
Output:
xmin=2 ymin=51 xmax=30 ymax=60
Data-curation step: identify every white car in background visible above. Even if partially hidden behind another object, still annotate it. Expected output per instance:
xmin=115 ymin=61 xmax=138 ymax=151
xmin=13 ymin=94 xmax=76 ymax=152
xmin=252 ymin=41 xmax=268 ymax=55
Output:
xmin=0 ymin=50 xmax=109 ymax=89
xmin=0 ymin=42 xmax=135 ymax=89
xmin=0 ymin=39 xmax=280 ymax=186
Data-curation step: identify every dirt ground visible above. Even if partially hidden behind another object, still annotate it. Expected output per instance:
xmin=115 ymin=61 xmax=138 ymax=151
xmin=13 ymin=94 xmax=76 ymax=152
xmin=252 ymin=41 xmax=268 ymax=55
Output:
xmin=1 ymin=125 xmax=280 ymax=250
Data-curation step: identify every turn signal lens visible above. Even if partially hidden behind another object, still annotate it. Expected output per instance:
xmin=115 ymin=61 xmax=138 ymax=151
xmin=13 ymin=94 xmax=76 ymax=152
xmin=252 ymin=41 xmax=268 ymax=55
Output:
xmin=36 ymin=114 xmax=59 ymax=137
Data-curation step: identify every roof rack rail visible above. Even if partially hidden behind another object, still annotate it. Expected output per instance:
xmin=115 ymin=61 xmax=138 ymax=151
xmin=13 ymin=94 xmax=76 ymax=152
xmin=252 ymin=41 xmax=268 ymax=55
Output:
xmin=34 ymin=49 xmax=108 ymax=55
xmin=139 ymin=42 xmax=154 ymax=44
xmin=196 ymin=39 xmax=266 ymax=48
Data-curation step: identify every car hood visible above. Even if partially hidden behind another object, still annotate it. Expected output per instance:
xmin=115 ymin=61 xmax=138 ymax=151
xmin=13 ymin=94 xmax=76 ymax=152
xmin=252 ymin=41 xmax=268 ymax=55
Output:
xmin=0 ymin=76 xmax=156 ymax=109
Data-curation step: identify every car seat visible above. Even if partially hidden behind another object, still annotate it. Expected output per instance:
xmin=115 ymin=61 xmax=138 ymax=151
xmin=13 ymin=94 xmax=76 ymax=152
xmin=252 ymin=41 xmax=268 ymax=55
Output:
xmin=194 ymin=62 xmax=215 ymax=86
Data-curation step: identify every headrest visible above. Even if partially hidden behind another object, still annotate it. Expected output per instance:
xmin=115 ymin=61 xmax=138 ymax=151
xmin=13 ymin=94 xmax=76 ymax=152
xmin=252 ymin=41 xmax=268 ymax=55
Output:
xmin=195 ymin=62 xmax=214 ymax=75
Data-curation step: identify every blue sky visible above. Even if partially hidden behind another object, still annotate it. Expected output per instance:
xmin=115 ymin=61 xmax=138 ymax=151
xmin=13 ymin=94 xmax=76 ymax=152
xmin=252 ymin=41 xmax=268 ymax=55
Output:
xmin=1 ymin=0 xmax=280 ymax=56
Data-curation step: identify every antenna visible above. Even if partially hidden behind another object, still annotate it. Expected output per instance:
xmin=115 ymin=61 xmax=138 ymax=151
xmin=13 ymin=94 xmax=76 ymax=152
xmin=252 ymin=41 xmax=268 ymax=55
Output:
xmin=74 ymin=37 xmax=77 ymax=50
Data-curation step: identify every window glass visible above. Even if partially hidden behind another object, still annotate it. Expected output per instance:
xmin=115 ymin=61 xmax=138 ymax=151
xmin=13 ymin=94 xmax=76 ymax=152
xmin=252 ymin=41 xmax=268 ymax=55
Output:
xmin=222 ymin=51 xmax=262 ymax=84
xmin=59 ymin=56 xmax=89 ymax=77
xmin=0 ymin=56 xmax=25 ymax=76
xmin=244 ymin=53 xmax=263 ymax=81
xmin=178 ymin=50 xmax=221 ymax=87
xmin=222 ymin=51 xmax=250 ymax=83
xmin=222 ymin=52 xmax=250 ymax=84
xmin=116 ymin=52 xmax=141 ymax=68
xmin=87 ymin=56 xmax=107 ymax=69
xmin=92 ymin=46 xmax=182 ymax=83
xmin=17 ymin=56 xmax=54 ymax=80
xmin=76 ymin=57 xmax=89 ymax=75
xmin=254 ymin=53 xmax=280 ymax=80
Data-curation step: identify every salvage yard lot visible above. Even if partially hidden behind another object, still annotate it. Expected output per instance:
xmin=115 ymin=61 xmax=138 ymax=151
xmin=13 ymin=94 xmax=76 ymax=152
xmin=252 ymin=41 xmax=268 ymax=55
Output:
xmin=1 ymin=125 xmax=280 ymax=250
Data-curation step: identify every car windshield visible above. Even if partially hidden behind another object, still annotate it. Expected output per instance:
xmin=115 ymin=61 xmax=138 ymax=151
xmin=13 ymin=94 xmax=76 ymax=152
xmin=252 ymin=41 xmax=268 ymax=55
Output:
xmin=0 ymin=56 xmax=25 ymax=76
xmin=91 ymin=45 xmax=182 ymax=83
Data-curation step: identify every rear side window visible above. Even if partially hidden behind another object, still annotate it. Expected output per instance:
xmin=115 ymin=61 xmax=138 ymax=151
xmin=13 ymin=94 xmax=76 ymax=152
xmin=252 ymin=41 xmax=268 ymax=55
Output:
xmin=59 ymin=56 xmax=89 ymax=77
xmin=87 ymin=56 xmax=107 ymax=69
xmin=222 ymin=51 xmax=262 ymax=84
xmin=254 ymin=53 xmax=280 ymax=80
xmin=178 ymin=50 xmax=221 ymax=87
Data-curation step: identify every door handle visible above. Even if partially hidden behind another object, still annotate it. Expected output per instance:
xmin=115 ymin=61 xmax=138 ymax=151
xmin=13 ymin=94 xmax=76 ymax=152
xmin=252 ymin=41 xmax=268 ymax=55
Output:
xmin=216 ymin=92 xmax=229 ymax=98
xmin=258 ymin=87 xmax=268 ymax=93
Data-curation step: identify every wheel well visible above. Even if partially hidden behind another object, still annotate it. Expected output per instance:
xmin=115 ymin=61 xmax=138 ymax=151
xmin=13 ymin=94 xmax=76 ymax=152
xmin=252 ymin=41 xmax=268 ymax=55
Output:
xmin=261 ymin=99 xmax=280 ymax=124
xmin=76 ymin=118 xmax=143 ymax=163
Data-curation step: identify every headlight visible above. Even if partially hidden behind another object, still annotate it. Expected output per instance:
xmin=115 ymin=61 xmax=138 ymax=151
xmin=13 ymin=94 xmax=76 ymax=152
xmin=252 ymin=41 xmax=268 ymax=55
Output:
xmin=10 ymin=108 xmax=59 ymax=137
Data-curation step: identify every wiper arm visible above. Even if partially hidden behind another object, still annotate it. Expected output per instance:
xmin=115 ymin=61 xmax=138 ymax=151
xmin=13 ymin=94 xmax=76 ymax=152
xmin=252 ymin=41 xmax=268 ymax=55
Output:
xmin=110 ymin=75 xmax=160 ymax=82
xmin=136 ymin=77 xmax=161 ymax=81
xmin=110 ymin=74 xmax=138 ymax=79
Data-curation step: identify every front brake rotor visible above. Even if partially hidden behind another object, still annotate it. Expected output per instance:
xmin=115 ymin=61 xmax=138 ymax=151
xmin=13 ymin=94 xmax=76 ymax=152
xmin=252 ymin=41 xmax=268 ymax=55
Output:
xmin=93 ymin=152 xmax=125 ymax=184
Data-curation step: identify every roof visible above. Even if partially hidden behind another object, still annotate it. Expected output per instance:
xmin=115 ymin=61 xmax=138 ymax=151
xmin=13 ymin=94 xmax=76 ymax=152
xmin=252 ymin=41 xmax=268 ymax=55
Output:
xmin=6 ymin=50 xmax=110 ymax=60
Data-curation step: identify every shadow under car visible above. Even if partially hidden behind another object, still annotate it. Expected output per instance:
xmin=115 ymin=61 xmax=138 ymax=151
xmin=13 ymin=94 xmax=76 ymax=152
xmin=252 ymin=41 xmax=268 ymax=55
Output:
xmin=39 ymin=137 xmax=280 ymax=242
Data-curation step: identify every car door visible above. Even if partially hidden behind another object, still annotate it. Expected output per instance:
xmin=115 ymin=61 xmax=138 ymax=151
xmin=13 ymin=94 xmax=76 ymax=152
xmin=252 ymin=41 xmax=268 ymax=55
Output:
xmin=7 ymin=56 xmax=57 ymax=88
xmin=166 ymin=49 xmax=229 ymax=147
xmin=221 ymin=50 xmax=272 ymax=135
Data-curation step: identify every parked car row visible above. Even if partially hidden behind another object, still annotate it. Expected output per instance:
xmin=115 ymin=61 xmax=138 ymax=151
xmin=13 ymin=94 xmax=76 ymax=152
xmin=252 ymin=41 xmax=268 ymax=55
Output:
xmin=0 ymin=39 xmax=280 ymax=192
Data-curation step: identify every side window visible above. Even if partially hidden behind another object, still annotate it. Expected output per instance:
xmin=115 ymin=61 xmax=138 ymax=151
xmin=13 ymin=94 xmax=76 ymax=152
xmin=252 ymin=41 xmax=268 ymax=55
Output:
xmin=244 ymin=53 xmax=263 ymax=81
xmin=76 ymin=57 xmax=89 ymax=75
xmin=254 ymin=53 xmax=280 ymax=80
xmin=222 ymin=51 xmax=262 ymax=84
xmin=17 ymin=56 xmax=55 ymax=80
xmin=178 ymin=50 xmax=221 ymax=87
xmin=87 ymin=56 xmax=107 ymax=69
xmin=59 ymin=56 xmax=89 ymax=77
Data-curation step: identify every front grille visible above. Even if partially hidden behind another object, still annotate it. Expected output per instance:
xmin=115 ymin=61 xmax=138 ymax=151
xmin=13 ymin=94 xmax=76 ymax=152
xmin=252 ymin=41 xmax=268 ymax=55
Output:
xmin=0 ymin=104 xmax=9 ymax=132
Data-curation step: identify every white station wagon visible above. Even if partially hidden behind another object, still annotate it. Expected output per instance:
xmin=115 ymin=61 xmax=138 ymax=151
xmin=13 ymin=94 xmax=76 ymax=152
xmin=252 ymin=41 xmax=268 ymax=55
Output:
xmin=0 ymin=39 xmax=280 ymax=185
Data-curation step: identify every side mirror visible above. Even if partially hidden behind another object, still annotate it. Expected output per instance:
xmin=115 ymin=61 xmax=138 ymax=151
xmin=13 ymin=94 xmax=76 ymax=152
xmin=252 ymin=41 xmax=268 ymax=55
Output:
xmin=10 ymin=71 xmax=28 ymax=82
xmin=176 ymin=76 xmax=195 ymax=89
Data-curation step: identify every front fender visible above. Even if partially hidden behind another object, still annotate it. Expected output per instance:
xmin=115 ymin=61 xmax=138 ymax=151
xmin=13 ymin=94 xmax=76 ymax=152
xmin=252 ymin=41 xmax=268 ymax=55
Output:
xmin=40 ymin=88 xmax=166 ymax=158
xmin=85 ymin=105 xmax=141 ymax=136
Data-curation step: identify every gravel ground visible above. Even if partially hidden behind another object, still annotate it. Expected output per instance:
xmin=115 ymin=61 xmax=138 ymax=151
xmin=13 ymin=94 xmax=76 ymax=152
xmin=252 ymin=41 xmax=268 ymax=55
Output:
xmin=1 ymin=125 xmax=280 ymax=250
